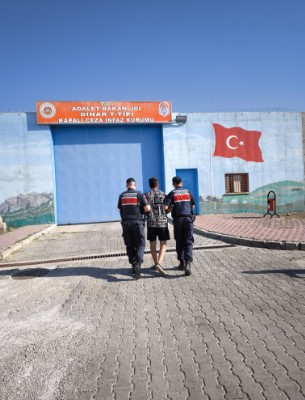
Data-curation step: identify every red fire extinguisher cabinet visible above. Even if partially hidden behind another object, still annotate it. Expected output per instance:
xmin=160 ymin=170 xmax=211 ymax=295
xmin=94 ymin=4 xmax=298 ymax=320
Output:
xmin=264 ymin=191 xmax=279 ymax=218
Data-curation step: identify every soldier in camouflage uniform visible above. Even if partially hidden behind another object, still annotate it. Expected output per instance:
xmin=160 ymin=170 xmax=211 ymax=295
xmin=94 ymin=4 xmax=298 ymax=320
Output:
xmin=145 ymin=177 xmax=170 ymax=276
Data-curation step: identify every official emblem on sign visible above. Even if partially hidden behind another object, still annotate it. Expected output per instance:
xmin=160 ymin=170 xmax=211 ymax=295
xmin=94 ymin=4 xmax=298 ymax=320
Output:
xmin=158 ymin=102 xmax=170 ymax=117
xmin=39 ymin=102 xmax=56 ymax=118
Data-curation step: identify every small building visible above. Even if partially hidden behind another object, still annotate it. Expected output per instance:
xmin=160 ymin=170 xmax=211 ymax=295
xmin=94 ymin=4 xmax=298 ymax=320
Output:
xmin=0 ymin=101 xmax=304 ymax=228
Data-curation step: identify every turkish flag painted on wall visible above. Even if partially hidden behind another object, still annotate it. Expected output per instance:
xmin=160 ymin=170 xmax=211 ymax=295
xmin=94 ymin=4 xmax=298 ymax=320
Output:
xmin=213 ymin=124 xmax=263 ymax=162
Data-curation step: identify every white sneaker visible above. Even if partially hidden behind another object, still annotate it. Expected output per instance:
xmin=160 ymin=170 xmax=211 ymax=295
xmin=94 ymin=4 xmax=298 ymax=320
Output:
xmin=155 ymin=264 xmax=166 ymax=276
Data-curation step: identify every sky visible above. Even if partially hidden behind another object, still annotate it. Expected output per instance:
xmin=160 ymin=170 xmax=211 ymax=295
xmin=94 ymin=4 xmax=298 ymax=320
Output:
xmin=1 ymin=0 xmax=305 ymax=113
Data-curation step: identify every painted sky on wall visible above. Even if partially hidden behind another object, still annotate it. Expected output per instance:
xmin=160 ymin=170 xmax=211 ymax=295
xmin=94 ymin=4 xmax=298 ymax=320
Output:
xmin=0 ymin=114 xmax=53 ymax=204
xmin=0 ymin=0 xmax=304 ymax=113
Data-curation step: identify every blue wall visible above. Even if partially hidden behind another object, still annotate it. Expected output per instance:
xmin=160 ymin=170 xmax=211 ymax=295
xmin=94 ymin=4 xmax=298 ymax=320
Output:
xmin=52 ymin=125 xmax=164 ymax=224
xmin=0 ymin=111 xmax=304 ymax=228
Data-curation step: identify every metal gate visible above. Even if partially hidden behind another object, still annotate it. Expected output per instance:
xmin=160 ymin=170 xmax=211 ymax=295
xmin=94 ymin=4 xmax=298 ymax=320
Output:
xmin=52 ymin=125 xmax=164 ymax=224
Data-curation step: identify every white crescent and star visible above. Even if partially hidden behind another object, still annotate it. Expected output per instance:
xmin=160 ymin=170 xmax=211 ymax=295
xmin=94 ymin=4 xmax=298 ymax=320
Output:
xmin=226 ymin=135 xmax=245 ymax=150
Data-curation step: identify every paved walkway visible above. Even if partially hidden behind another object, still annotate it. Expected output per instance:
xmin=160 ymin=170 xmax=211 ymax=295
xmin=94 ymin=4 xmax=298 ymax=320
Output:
xmin=0 ymin=224 xmax=49 ymax=252
xmin=0 ymin=224 xmax=54 ymax=260
xmin=195 ymin=213 xmax=305 ymax=250
xmin=0 ymin=222 xmax=228 ymax=265
xmin=0 ymin=221 xmax=305 ymax=399
xmin=1 ymin=213 xmax=304 ymax=261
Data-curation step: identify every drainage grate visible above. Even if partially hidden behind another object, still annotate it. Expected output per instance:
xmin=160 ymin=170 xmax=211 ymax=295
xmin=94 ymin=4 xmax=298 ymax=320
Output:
xmin=164 ymin=244 xmax=234 ymax=253
xmin=1 ymin=244 xmax=234 ymax=268
xmin=12 ymin=268 xmax=50 ymax=280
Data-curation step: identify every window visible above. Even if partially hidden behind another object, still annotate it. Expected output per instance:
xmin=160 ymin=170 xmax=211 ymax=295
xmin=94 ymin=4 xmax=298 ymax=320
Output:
xmin=225 ymin=173 xmax=249 ymax=194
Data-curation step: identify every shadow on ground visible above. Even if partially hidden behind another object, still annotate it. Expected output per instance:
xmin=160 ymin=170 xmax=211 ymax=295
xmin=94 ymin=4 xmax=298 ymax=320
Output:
xmin=0 ymin=265 xmax=185 ymax=282
xmin=242 ymin=269 xmax=305 ymax=278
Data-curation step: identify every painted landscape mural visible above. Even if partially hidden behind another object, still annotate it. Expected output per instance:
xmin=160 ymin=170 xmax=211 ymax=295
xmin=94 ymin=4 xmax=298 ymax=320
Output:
xmin=0 ymin=113 xmax=55 ymax=228
xmin=199 ymin=180 xmax=304 ymax=214
xmin=164 ymin=112 xmax=305 ymax=214
xmin=0 ymin=192 xmax=54 ymax=229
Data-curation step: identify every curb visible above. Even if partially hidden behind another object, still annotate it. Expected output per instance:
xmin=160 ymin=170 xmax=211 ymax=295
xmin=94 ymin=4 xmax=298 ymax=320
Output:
xmin=193 ymin=226 xmax=305 ymax=251
xmin=0 ymin=225 xmax=56 ymax=261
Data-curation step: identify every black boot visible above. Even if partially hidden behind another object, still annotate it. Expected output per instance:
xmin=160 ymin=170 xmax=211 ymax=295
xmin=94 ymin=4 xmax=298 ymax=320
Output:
xmin=185 ymin=260 xmax=192 ymax=276
xmin=178 ymin=260 xmax=185 ymax=270
xmin=131 ymin=265 xmax=136 ymax=275
xmin=134 ymin=264 xmax=141 ymax=280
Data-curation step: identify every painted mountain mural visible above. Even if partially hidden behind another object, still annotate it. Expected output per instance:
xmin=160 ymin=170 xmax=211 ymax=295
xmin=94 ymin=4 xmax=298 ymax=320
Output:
xmin=0 ymin=192 xmax=55 ymax=228
xmin=200 ymin=180 xmax=305 ymax=214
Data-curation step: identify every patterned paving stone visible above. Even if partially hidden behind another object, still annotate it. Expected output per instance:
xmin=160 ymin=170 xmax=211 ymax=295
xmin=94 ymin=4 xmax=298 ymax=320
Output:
xmin=0 ymin=224 xmax=305 ymax=399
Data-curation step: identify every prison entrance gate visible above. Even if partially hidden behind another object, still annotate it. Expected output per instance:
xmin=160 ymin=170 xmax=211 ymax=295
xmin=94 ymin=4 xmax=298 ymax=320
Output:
xmin=52 ymin=125 xmax=164 ymax=224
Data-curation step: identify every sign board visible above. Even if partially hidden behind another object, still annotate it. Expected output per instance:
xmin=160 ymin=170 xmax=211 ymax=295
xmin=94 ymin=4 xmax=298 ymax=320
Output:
xmin=36 ymin=101 xmax=172 ymax=124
